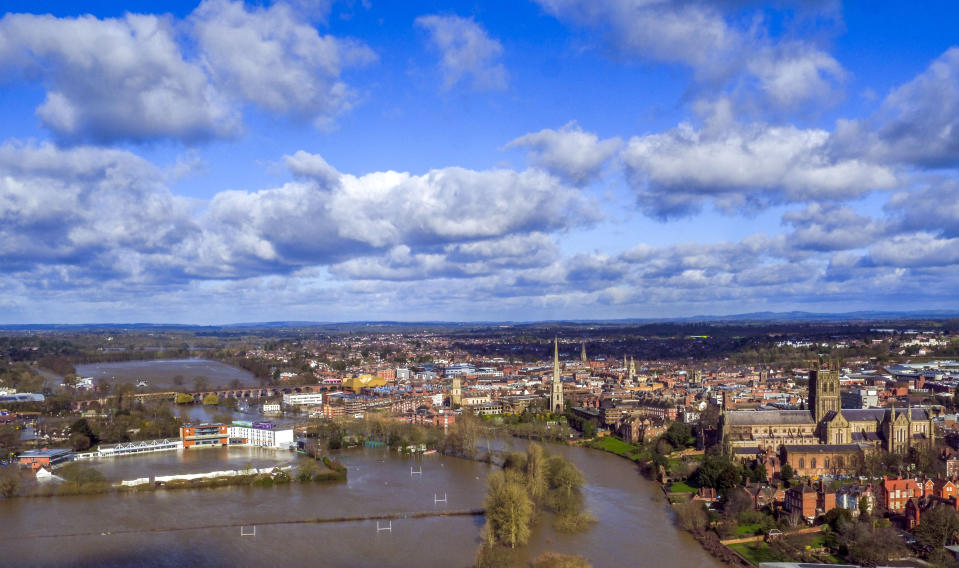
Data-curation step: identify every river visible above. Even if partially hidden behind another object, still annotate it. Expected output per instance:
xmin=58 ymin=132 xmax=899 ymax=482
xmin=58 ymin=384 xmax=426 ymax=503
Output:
xmin=0 ymin=444 xmax=722 ymax=567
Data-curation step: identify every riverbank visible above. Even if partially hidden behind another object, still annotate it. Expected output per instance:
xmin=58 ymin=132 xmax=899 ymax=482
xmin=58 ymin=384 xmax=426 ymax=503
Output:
xmin=580 ymin=435 xmax=755 ymax=567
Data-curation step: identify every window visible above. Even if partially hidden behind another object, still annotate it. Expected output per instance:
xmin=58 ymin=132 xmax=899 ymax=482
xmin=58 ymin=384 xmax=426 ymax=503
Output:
xmin=825 ymin=457 xmax=830 ymax=469
xmin=811 ymin=458 xmax=817 ymax=469
xmin=799 ymin=458 xmax=805 ymax=469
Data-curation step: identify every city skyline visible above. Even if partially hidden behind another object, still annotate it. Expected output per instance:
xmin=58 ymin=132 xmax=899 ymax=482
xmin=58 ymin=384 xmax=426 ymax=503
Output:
xmin=2 ymin=1 xmax=959 ymax=324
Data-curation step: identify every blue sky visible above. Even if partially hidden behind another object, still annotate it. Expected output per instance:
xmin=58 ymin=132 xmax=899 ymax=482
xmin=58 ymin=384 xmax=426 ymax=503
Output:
xmin=1 ymin=0 xmax=958 ymax=324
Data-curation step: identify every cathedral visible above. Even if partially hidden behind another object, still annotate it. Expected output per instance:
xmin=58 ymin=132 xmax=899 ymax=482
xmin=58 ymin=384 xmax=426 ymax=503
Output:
xmin=723 ymin=362 xmax=935 ymax=467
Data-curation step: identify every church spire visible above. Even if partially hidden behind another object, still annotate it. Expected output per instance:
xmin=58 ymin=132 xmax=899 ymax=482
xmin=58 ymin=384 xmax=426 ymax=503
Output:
xmin=550 ymin=337 xmax=564 ymax=413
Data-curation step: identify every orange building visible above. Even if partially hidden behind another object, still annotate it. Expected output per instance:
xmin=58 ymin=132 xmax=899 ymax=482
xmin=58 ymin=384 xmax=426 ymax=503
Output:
xmin=180 ymin=423 xmax=228 ymax=448
xmin=18 ymin=448 xmax=72 ymax=469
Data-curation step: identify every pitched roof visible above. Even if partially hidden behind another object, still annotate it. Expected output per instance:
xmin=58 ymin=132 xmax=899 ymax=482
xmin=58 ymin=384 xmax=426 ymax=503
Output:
xmin=723 ymin=409 xmax=814 ymax=425
xmin=782 ymin=444 xmax=862 ymax=453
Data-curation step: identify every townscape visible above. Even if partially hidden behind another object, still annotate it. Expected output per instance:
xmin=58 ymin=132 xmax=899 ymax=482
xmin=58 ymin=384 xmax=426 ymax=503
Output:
xmin=3 ymin=320 xmax=959 ymax=566
xmin=4 ymin=0 xmax=959 ymax=567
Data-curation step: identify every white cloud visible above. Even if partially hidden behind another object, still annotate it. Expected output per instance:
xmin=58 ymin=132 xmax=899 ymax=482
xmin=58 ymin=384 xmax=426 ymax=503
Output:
xmin=0 ymin=2 xmax=376 ymax=143
xmin=782 ymin=203 xmax=888 ymax=252
xmin=0 ymin=141 xmax=195 ymax=268
xmin=192 ymin=0 xmax=376 ymax=127
xmin=867 ymin=234 xmax=959 ymax=269
xmin=0 ymin=12 xmax=238 ymax=143
xmin=506 ymin=122 xmax=621 ymax=185
xmin=415 ymin=14 xmax=507 ymax=91
xmin=534 ymin=0 xmax=845 ymax=110
xmin=833 ymin=47 xmax=959 ymax=167
xmin=187 ymin=153 xmax=596 ymax=277
xmin=621 ymin=121 xmax=897 ymax=217
xmin=746 ymin=43 xmax=846 ymax=109
xmin=886 ymin=180 xmax=959 ymax=238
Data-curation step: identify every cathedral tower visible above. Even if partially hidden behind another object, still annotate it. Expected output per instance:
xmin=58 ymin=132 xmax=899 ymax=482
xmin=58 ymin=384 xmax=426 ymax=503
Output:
xmin=809 ymin=361 xmax=840 ymax=423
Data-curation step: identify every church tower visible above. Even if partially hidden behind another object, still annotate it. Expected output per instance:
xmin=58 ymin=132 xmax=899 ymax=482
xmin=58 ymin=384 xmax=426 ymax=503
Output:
xmin=809 ymin=361 xmax=840 ymax=423
xmin=551 ymin=338 xmax=564 ymax=413
xmin=451 ymin=376 xmax=462 ymax=407
xmin=580 ymin=342 xmax=587 ymax=363
xmin=628 ymin=357 xmax=636 ymax=382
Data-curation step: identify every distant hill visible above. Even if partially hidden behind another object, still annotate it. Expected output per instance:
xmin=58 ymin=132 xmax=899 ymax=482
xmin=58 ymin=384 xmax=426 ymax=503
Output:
xmin=1 ymin=309 xmax=958 ymax=331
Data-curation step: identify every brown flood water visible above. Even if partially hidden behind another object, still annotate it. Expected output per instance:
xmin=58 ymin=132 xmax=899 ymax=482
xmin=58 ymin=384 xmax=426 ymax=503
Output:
xmin=0 ymin=443 xmax=722 ymax=568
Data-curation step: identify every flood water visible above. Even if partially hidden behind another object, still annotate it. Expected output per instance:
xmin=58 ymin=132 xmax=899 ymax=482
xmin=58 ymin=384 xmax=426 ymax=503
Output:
xmin=74 ymin=358 xmax=257 ymax=389
xmin=0 ymin=443 xmax=722 ymax=567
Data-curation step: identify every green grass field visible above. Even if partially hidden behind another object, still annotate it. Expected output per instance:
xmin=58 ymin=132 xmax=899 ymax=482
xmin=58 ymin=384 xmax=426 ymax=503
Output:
xmin=668 ymin=481 xmax=698 ymax=493
xmin=588 ymin=436 xmax=640 ymax=457
xmin=728 ymin=542 xmax=789 ymax=566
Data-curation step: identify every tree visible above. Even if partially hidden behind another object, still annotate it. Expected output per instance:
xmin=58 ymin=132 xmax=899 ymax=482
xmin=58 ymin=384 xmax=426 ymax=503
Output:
xmin=674 ymin=500 xmax=709 ymax=533
xmin=70 ymin=433 xmax=91 ymax=452
xmin=824 ymin=507 xmax=853 ymax=532
xmin=694 ymin=454 xmax=741 ymax=496
xmin=582 ymin=420 xmax=596 ymax=438
xmin=0 ymin=425 xmax=19 ymax=453
xmin=69 ymin=418 xmax=98 ymax=446
xmin=723 ymin=488 xmax=753 ymax=522
xmin=780 ymin=463 xmax=794 ymax=486
xmin=858 ymin=495 xmax=871 ymax=519
xmin=485 ymin=470 xmax=533 ymax=548
xmin=175 ymin=392 xmax=194 ymax=404
xmin=843 ymin=523 xmax=907 ymax=566
xmin=664 ymin=422 xmax=693 ymax=449
xmin=915 ymin=504 xmax=959 ymax=550
xmin=0 ymin=466 xmax=19 ymax=497
xmin=58 ymin=463 xmax=105 ymax=488
xmin=525 ymin=443 xmax=549 ymax=508
xmin=202 ymin=394 xmax=219 ymax=406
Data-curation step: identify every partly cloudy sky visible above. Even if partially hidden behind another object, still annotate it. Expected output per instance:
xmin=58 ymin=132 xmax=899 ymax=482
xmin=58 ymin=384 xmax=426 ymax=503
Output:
xmin=1 ymin=0 xmax=958 ymax=324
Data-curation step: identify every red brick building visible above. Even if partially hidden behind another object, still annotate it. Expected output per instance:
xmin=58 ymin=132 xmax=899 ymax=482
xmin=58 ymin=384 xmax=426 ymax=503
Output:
xmin=881 ymin=477 xmax=921 ymax=513
xmin=785 ymin=484 xmax=819 ymax=522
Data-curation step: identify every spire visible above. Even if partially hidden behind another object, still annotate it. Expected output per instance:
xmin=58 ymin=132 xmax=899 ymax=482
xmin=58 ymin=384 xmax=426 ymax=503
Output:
xmin=553 ymin=337 xmax=560 ymax=384
xmin=581 ymin=341 xmax=587 ymax=363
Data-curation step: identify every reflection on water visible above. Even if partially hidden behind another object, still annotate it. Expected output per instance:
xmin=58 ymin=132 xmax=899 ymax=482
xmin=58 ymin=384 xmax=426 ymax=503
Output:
xmin=0 ymin=444 xmax=722 ymax=567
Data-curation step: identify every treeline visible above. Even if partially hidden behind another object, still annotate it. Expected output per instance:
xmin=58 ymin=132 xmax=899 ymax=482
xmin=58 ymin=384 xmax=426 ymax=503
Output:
xmin=476 ymin=443 xmax=595 ymax=567
xmin=209 ymin=351 xmax=274 ymax=381
xmin=37 ymin=356 xmax=75 ymax=377
xmin=68 ymin=347 xmax=193 ymax=365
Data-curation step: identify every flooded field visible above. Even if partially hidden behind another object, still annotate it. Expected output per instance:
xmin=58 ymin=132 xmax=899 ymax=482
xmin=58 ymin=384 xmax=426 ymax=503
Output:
xmin=0 ymin=444 xmax=722 ymax=567
xmin=74 ymin=358 xmax=257 ymax=389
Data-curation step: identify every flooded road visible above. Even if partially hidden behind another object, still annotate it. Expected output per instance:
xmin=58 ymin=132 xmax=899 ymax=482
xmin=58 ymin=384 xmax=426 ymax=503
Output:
xmin=1 ymin=444 xmax=722 ymax=567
